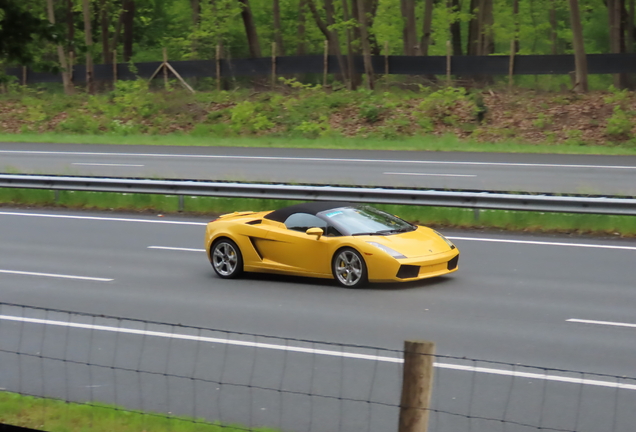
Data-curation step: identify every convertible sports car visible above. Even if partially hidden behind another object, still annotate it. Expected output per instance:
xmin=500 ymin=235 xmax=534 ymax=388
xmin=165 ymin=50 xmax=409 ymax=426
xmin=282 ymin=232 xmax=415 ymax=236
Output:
xmin=204 ymin=202 xmax=459 ymax=288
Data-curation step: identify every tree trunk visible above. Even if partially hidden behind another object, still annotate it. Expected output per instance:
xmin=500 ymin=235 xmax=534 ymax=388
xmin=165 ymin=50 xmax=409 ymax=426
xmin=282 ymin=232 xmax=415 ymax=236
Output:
xmin=67 ymin=0 xmax=75 ymax=59
xmin=467 ymin=0 xmax=495 ymax=56
xmin=357 ymin=0 xmax=374 ymax=88
xmin=629 ymin=0 xmax=635 ymax=53
xmin=341 ymin=0 xmax=356 ymax=89
xmin=467 ymin=0 xmax=479 ymax=55
xmin=613 ymin=0 xmax=628 ymax=87
xmin=481 ymin=0 xmax=494 ymax=55
xmin=47 ymin=0 xmax=73 ymax=94
xmin=367 ymin=0 xmax=381 ymax=55
xmin=448 ymin=0 xmax=462 ymax=55
xmin=307 ymin=0 xmax=348 ymax=84
xmin=82 ymin=0 xmax=94 ymax=93
xmin=420 ymin=0 xmax=434 ymax=56
xmin=191 ymin=0 xmax=200 ymax=26
xmin=512 ymin=0 xmax=520 ymax=52
xmin=100 ymin=0 xmax=111 ymax=64
xmin=568 ymin=0 xmax=588 ymax=92
xmin=112 ymin=10 xmax=123 ymax=56
xmin=296 ymin=0 xmax=307 ymax=55
xmin=325 ymin=0 xmax=349 ymax=83
xmin=550 ymin=0 xmax=558 ymax=54
xmin=122 ymin=0 xmax=134 ymax=61
xmin=238 ymin=0 xmax=262 ymax=58
xmin=273 ymin=0 xmax=285 ymax=55
xmin=400 ymin=0 xmax=417 ymax=55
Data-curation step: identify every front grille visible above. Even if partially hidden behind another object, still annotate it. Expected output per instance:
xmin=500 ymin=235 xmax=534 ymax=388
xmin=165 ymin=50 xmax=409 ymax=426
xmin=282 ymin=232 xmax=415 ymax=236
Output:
xmin=447 ymin=255 xmax=459 ymax=270
xmin=396 ymin=265 xmax=420 ymax=279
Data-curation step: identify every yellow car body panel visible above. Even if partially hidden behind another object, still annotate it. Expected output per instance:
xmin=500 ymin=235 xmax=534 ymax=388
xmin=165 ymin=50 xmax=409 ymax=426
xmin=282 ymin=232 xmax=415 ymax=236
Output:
xmin=205 ymin=208 xmax=459 ymax=284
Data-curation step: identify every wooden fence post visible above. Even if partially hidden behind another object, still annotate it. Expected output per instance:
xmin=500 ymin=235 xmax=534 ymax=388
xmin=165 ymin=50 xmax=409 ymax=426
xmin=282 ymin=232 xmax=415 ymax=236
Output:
xmin=385 ymin=41 xmax=390 ymax=76
xmin=216 ymin=44 xmax=222 ymax=92
xmin=398 ymin=340 xmax=435 ymax=432
xmin=113 ymin=49 xmax=117 ymax=85
xmin=22 ymin=66 xmax=27 ymax=86
xmin=446 ymin=41 xmax=451 ymax=87
xmin=323 ymin=40 xmax=329 ymax=87
xmin=163 ymin=48 xmax=169 ymax=89
xmin=69 ymin=52 xmax=74 ymax=84
xmin=271 ymin=42 xmax=277 ymax=88
xmin=508 ymin=39 xmax=516 ymax=91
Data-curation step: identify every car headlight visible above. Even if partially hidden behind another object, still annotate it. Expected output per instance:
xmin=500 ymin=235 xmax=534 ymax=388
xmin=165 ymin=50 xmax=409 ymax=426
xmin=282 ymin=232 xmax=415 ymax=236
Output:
xmin=433 ymin=230 xmax=455 ymax=249
xmin=367 ymin=242 xmax=406 ymax=259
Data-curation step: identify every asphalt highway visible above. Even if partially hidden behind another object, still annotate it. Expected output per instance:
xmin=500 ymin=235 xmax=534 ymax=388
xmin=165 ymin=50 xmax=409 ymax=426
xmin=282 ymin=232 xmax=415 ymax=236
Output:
xmin=2 ymin=142 xmax=636 ymax=195
xmin=1 ymin=207 xmax=635 ymax=431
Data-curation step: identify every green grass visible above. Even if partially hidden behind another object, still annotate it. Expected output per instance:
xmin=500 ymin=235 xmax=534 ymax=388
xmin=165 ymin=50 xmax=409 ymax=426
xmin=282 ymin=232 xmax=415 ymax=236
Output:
xmin=3 ymin=133 xmax=636 ymax=155
xmin=0 ymin=391 xmax=276 ymax=432
xmin=2 ymin=188 xmax=635 ymax=237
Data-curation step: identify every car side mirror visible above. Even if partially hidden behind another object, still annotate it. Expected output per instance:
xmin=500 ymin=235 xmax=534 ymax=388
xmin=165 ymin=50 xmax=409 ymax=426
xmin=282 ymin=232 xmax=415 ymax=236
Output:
xmin=306 ymin=227 xmax=323 ymax=240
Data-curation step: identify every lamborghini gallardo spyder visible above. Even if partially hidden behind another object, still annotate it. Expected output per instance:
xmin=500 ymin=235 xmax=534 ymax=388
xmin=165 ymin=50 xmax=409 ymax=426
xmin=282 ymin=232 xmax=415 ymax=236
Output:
xmin=204 ymin=202 xmax=459 ymax=288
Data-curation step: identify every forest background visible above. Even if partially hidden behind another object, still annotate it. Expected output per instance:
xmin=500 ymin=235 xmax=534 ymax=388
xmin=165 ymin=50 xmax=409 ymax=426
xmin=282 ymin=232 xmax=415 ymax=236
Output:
xmin=1 ymin=0 xmax=636 ymax=148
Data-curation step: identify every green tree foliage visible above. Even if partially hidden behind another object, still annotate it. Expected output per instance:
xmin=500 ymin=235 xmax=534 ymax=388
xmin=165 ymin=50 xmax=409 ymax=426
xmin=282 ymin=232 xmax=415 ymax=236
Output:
xmin=0 ymin=0 xmax=56 ymax=64
xmin=0 ymin=0 xmax=628 ymax=68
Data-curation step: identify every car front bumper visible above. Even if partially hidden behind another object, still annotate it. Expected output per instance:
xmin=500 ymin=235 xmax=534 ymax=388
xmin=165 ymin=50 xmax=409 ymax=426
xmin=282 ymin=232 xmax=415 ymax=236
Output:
xmin=367 ymin=249 xmax=459 ymax=283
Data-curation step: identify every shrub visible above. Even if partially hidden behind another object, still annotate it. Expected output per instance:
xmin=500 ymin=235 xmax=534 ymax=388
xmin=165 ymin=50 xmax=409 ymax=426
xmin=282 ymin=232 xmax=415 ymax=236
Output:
xmin=606 ymin=106 xmax=633 ymax=139
xmin=230 ymin=101 xmax=274 ymax=133
xmin=111 ymin=79 xmax=158 ymax=118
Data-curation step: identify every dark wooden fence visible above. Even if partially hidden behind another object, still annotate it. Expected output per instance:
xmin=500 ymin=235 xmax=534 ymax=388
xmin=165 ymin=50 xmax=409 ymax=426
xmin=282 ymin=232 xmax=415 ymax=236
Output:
xmin=6 ymin=53 xmax=636 ymax=85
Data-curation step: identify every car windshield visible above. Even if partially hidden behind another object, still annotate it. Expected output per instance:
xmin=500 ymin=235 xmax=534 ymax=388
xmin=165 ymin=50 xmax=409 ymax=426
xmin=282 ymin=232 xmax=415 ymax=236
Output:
xmin=317 ymin=206 xmax=415 ymax=236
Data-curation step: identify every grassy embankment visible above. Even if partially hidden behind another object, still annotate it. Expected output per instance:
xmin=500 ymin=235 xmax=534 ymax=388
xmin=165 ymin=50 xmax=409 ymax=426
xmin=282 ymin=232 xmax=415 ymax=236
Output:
xmin=2 ymin=80 xmax=636 ymax=151
xmin=0 ymin=391 xmax=276 ymax=432
xmin=1 ymin=82 xmax=636 ymax=236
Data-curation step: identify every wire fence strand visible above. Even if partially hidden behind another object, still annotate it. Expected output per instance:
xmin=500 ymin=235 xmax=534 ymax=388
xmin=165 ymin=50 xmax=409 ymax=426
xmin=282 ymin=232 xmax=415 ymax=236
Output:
xmin=0 ymin=302 xmax=634 ymax=432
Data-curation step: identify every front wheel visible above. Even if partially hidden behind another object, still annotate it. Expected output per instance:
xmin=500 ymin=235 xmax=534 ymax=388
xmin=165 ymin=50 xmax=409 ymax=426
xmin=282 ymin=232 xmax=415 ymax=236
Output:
xmin=211 ymin=238 xmax=243 ymax=279
xmin=332 ymin=248 xmax=368 ymax=288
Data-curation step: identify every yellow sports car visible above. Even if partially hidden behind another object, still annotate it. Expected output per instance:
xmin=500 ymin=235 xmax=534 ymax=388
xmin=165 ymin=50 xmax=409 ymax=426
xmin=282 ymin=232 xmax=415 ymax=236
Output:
xmin=204 ymin=202 xmax=459 ymax=288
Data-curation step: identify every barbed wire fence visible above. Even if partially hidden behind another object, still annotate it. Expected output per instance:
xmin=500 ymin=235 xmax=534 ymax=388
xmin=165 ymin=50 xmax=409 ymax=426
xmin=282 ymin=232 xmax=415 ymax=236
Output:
xmin=0 ymin=301 xmax=634 ymax=432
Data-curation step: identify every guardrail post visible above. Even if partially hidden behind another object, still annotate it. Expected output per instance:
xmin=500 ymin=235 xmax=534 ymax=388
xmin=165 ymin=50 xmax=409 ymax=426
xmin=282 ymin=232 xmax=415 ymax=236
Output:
xmin=398 ymin=340 xmax=435 ymax=432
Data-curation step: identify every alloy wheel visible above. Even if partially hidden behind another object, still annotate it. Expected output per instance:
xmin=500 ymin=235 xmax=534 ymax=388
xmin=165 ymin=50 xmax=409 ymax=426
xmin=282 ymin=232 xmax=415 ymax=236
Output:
xmin=213 ymin=241 xmax=239 ymax=277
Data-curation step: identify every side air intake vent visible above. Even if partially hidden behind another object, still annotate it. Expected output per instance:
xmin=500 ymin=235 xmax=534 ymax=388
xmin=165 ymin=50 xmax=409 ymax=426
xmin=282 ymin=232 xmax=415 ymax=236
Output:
xmin=245 ymin=220 xmax=262 ymax=225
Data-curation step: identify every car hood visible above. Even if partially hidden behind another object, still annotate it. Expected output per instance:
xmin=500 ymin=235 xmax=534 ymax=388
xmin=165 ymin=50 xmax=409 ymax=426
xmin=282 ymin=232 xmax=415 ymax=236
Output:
xmin=363 ymin=227 xmax=453 ymax=258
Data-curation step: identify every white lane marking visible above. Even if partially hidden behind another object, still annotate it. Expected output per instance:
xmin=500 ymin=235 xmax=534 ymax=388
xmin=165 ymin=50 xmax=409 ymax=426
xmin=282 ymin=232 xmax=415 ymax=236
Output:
xmin=0 ymin=150 xmax=634 ymax=170
xmin=0 ymin=211 xmax=633 ymax=252
xmin=1 ymin=315 xmax=633 ymax=391
xmin=384 ymin=172 xmax=477 ymax=178
xmin=72 ymin=163 xmax=144 ymax=167
xmin=567 ymin=318 xmax=636 ymax=329
xmin=0 ymin=270 xmax=112 ymax=282
xmin=447 ymin=236 xmax=636 ymax=251
xmin=0 ymin=211 xmax=207 ymax=226
xmin=149 ymin=246 xmax=205 ymax=252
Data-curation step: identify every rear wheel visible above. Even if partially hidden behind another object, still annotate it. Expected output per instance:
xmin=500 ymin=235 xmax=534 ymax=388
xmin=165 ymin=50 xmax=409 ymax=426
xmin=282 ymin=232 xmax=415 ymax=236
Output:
xmin=332 ymin=248 xmax=368 ymax=288
xmin=211 ymin=239 xmax=243 ymax=279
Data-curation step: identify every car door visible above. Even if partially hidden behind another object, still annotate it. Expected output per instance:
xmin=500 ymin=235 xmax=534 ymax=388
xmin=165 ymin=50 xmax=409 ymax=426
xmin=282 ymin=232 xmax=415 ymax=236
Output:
xmin=257 ymin=213 xmax=334 ymax=276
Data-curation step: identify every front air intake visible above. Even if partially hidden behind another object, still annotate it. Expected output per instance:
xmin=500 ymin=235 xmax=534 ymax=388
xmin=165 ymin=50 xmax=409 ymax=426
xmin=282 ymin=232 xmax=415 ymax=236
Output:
xmin=447 ymin=255 xmax=459 ymax=270
xmin=396 ymin=265 xmax=419 ymax=279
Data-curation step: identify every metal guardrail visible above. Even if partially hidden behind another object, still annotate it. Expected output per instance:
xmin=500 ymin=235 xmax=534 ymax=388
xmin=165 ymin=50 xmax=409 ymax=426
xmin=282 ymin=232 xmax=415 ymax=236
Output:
xmin=1 ymin=173 xmax=635 ymax=216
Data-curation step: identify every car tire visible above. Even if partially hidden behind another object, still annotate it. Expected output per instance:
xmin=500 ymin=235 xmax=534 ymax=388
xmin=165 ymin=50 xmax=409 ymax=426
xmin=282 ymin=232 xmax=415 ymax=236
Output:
xmin=332 ymin=247 xmax=368 ymax=288
xmin=211 ymin=238 xmax=244 ymax=279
